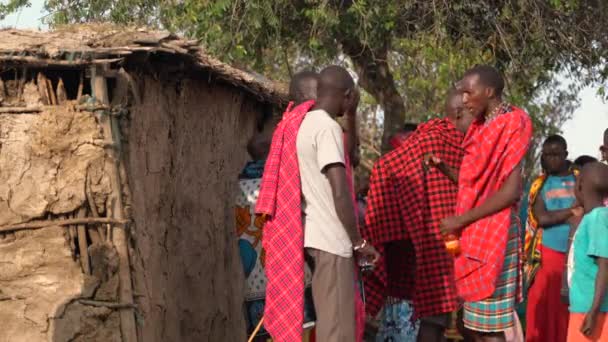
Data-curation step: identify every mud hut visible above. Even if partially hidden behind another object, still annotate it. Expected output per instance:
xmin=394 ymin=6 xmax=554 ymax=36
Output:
xmin=0 ymin=25 xmax=286 ymax=342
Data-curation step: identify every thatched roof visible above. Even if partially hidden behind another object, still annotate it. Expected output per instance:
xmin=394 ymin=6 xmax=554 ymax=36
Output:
xmin=0 ymin=24 xmax=287 ymax=104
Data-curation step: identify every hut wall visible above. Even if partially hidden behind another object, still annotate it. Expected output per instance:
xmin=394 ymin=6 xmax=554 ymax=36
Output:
xmin=0 ymin=104 xmax=122 ymax=342
xmin=126 ymin=74 xmax=256 ymax=342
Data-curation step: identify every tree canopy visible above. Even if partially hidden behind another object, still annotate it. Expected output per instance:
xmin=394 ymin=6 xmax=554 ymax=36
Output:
xmin=2 ymin=0 xmax=607 ymax=175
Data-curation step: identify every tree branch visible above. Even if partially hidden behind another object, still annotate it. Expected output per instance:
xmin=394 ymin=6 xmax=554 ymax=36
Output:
xmin=341 ymin=38 xmax=406 ymax=153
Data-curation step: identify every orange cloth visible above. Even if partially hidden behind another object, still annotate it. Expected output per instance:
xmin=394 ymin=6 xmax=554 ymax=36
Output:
xmin=568 ymin=313 xmax=608 ymax=341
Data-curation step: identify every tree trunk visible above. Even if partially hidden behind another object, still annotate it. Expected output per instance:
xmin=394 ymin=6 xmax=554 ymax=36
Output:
xmin=341 ymin=40 xmax=407 ymax=153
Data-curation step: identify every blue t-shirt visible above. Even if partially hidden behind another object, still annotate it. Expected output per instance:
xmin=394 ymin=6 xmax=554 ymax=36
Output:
xmin=568 ymin=207 xmax=608 ymax=313
xmin=540 ymin=174 xmax=576 ymax=252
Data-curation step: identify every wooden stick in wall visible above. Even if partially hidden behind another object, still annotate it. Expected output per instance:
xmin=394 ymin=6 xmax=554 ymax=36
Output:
xmin=0 ymin=79 xmax=6 ymax=103
xmin=56 ymin=78 xmax=67 ymax=105
xmin=46 ymin=78 xmax=57 ymax=105
xmin=76 ymin=208 xmax=91 ymax=275
xmin=36 ymin=73 xmax=50 ymax=105
xmin=86 ymin=168 xmax=106 ymax=242
xmin=0 ymin=217 xmax=128 ymax=234
xmin=77 ymin=72 xmax=84 ymax=102
xmin=17 ymin=67 xmax=27 ymax=102
xmin=91 ymin=64 xmax=138 ymax=342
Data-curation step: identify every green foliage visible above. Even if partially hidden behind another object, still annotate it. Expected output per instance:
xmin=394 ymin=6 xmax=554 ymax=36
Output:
xmin=0 ymin=0 xmax=30 ymax=20
xmin=2 ymin=0 xmax=607 ymax=177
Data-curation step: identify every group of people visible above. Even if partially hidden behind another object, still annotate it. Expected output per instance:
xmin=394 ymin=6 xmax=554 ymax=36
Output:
xmin=237 ymin=64 xmax=608 ymax=342
xmin=523 ymin=132 xmax=608 ymax=342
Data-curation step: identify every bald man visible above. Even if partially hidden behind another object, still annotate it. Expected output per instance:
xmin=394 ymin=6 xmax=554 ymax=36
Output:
xmin=289 ymin=70 xmax=318 ymax=106
xmin=366 ymin=89 xmax=474 ymax=342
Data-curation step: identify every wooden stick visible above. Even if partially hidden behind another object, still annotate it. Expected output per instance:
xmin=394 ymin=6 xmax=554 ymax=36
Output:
xmin=56 ymin=78 xmax=67 ymax=105
xmin=76 ymin=105 xmax=110 ymax=112
xmin=76 ymin=72 xmax=84 ymax=102
xmin=76 ymin=208 xmax=91 ymax=275
xmin=248 ymin=317 xmax=264 ymax=342
xmin=68 ymin=221 xmax=77 ymax=260
xmin=0 ymin=217 xmax=129 ymax=233
xmin=0 ymin=105 xmax=117 ymax=114
xmin=46 ymin=78 xmax=57 ymax=105
xmin=92 ymin=64 xmax=138 ymax=342
xmin=0 ymin=56 xmax=124 ymax=66
xmin=78 ymin=299 xmax=136 ymax=310
xmin=36 ymin=73 xmax=50 ymax=105
xmin=17 ymin=67 xmax=27 ymax=102
xmin=0 ymin=107 xmax=42 ymax=113
xmin=86 ymin=168 xmax=106 ymax=241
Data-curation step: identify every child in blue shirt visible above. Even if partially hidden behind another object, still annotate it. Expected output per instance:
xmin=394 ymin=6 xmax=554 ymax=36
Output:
xmin=567 ymin=162 xmax=608 ymax=341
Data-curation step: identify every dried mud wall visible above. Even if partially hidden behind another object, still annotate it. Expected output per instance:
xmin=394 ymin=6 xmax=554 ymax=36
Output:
xmin=0 ymin=105 xmax=121 ymax=342
xmin=126 ymin=74 xmax=256 ymax=342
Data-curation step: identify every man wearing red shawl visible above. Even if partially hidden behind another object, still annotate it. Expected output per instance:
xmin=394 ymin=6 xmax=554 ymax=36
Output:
xmin=256 ymin=66 xmax=378 ymax=342
xmin=435 ymin=65 xmax=533 ymax=342
xmin=363 ymin=89 xmax=474 ymax=342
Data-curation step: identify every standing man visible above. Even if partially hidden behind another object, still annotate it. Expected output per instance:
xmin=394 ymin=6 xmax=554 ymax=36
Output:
xmin=525 ymin=135 xmax=579 ymax=342
xmin=256 ymin=65 xmax=378 ymax=342
xmin=240 ymin=71 xmax=320 ymax=341
xmin=437 ymin=65 xmax=533 ymax=342
xmin=364 ymin=89 xmax=474 ymax=342
xmin=298 ymin=66 xmax=379 ymax=342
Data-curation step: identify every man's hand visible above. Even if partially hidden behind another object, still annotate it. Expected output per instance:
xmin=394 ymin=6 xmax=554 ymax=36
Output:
xmin=441 ymin=216 xmax=466 ymax=236
xmin=423 ymin=153 xmax=442 ymax=172
xmin=581 ymin=310 xmax=599 ymax=337
xmin=571 ymin=206 xmax=584 ymax=217
xmin=355 ymin=241 xmax=380 ymax=264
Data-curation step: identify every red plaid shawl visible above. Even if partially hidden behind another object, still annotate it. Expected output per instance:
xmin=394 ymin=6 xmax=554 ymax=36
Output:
xmin=363 ymin=118 xmax=463 ymax=318
xmin=256 ymin=102 xmax=364 ymax=342
xmin=455 ymin=105 xmax=532 ymax=301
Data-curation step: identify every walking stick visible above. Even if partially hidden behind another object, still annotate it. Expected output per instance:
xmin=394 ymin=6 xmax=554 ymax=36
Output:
xmin=248 ymin=317 xmax=264 ymax=342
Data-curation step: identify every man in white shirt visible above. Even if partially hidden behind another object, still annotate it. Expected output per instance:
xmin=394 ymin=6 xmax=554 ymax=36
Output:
xmin=297 ymin=65 xmax=379 ymax=342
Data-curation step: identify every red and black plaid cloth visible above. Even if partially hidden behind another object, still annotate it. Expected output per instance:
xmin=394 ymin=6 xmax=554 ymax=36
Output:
xmin=363 ymin=118 xmax=464 ymax=318
xmin=455 ymin=105 xmax=532 ymax=301
xmin=255 ymin=101 xmax=314 ymax=341
xmin=256 ymin=101 xmax=364 ymax=342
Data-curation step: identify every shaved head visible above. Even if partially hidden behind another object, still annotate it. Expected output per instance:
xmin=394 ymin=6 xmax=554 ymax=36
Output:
xmin=576 ymin=162 xmax=608 ymax=206
xmin=581 ymin=162 xmax=608 ymax=197
xmin=289 ymin=70 xmax=318 ymax=105
xmin=444 ymin=87 xmax=474 ymax=133
xmin=318 ymin=66 xmax=355 ymax=95
xmin=444 ymin=87 xmax=463 ymax=120
xmin=314 ymin=65 xmax=357 ymax=117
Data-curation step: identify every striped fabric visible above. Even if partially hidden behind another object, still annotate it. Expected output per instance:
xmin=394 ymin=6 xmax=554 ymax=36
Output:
xmin=455 ymin=105 xmax=532 ymax=301
xmin=463 ymin=215 xmax=520 ymax=332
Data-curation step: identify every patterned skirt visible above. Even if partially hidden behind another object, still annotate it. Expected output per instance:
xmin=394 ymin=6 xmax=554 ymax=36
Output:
xmin=463 ymin=221 xmax=520 ymax=332
xmin=376 ymin=298 xmax=420 ymax=342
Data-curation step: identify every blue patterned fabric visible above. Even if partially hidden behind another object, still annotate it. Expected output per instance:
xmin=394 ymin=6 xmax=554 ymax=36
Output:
xmin=239 ymin=160 xmax=266 ymax=180
xmin=376 ymin=299 xmax=420 ymax=342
